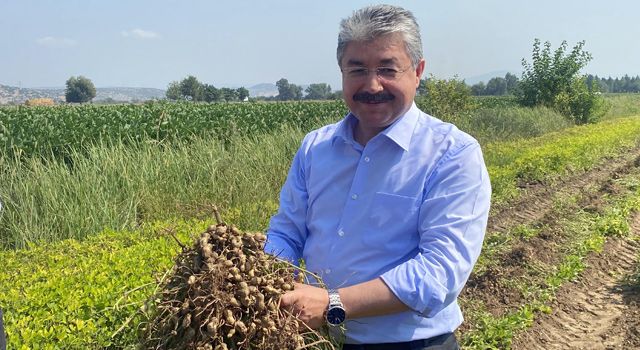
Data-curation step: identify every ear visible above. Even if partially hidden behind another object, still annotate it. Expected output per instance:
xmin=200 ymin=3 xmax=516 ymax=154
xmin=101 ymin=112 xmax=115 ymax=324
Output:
xmin=414 ymin=58 xmax=426 ymax=87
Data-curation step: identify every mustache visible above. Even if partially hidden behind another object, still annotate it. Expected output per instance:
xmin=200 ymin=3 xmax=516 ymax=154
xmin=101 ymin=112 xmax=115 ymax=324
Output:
xmin=353 ymin=92 xmax=395 ymax=103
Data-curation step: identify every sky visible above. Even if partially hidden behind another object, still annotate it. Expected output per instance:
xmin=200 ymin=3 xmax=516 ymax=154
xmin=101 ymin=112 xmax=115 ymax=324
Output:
xmin=1 ymin=0 xmax=639 ymax=90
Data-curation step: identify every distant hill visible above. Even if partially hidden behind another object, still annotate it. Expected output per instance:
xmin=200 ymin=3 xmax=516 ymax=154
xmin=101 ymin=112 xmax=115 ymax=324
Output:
xmin=0 ymin=84 xmax=165 ymax=104
xmin=248 ymin=83 xmax=278 ymax=98
xmin=0 ymin=82 xmax=284 ymax=104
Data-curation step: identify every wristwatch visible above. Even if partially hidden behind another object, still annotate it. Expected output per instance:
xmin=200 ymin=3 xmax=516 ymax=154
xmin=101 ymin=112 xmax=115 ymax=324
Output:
xmin=325 ymin=289 xmax=347 ymax=326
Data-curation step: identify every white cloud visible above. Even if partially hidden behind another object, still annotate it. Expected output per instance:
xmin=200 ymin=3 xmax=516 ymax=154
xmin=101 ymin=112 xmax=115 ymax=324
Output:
xmin=121 ymin=29 xmax=160 ymax=39
xmin=36 ymin=36 xmax=77 ymax=48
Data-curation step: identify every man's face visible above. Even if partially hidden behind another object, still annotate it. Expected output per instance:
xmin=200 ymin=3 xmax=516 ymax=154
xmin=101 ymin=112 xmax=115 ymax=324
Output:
xmin=341 ymin=33 xmax=425 ymax=133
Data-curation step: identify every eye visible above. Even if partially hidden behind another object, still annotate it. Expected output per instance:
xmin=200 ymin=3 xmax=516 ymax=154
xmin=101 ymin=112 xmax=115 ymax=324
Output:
xmin=377 ymin=67 xmax=398 ymax=77
xmin=346 ymin=68 xmax=368 ymax=77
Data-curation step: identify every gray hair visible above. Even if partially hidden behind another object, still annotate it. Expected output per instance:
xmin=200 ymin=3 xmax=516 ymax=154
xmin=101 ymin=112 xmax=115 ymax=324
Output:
xmin=337 ymin=4 xmax=423 ymax=68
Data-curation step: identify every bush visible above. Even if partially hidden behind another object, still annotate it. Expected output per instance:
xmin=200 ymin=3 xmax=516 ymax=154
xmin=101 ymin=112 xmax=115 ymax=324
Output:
xmin=516 ymin=39 xmax=609 ymax=124
xmin=552 ymin=77 xmax=608 ymax=124
xmin=417 ymin=75 xmax=477 ymax=122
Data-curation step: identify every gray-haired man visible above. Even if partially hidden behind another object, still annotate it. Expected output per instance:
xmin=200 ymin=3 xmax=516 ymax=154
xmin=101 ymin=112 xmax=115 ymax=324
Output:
xmin=266 ymin=5 xmax=491 ymax=349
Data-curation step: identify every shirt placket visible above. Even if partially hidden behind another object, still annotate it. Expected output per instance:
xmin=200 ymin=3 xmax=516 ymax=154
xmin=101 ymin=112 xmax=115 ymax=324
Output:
xmin=335 ymin=140 xmax=377 ymax=248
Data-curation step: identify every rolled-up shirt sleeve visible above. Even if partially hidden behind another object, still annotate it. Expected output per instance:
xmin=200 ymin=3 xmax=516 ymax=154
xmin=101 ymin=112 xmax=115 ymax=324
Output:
xmin=380 ymin=141 xmax=491 ymax=317
xmin=264 ymin=139 xmax=310 ymax=265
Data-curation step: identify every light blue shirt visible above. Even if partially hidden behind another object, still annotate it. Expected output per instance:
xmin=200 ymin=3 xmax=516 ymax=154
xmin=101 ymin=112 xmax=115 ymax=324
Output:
xmin=265 ymin=103 xmax=491 ymax=344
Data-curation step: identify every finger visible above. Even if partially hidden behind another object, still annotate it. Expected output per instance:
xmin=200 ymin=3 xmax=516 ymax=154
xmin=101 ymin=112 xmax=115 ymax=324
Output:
xmin=280 ymin=291 xmax=299 ymax=310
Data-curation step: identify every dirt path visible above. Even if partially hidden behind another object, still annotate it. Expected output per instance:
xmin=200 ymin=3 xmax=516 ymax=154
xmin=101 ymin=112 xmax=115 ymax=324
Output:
xmin=460 ymin=145 xmax=640 ymax=319
xmin=511 ymin=213 xmax=640 ymax=349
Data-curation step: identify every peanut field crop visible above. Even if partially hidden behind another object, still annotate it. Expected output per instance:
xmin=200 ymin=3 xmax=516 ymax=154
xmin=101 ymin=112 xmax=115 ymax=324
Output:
xmin=0 ymin=101 xmax=348 ymax=158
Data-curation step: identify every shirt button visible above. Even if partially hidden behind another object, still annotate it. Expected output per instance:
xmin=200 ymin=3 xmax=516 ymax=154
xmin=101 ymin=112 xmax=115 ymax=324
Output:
xmin=338 ymin=229 xmax=345 ymax=237
xmin=325 ymin=269 xmax=331 ymax=274
xmin=351 ymin=194 xmax=358 ymax=200
xmin=364 ymin=156 xmax=370 ymax=162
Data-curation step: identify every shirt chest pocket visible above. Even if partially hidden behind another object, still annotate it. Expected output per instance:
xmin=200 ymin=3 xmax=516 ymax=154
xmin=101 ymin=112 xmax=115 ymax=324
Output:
xmin=361 ymin=192 xmax=421 ymax=250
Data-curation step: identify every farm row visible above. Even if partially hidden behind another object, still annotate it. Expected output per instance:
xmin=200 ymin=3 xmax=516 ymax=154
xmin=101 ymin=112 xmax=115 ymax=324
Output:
xmin=0 ymin=96 xmax=585 ymax=159
xmin=0 ymin=101 xmax=347 ymax=158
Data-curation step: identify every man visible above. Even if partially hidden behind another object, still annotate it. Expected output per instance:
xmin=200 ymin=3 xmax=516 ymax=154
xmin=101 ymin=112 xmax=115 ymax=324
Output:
xmin=265 ymin=4 xmax=491 ymax=349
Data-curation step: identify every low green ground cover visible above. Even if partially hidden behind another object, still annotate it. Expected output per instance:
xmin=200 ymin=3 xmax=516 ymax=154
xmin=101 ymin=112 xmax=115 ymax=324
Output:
xmin=0 ymin=219 xmax=204 ymax=349
xmin=485 ymin=117 xmax=640 ymax=204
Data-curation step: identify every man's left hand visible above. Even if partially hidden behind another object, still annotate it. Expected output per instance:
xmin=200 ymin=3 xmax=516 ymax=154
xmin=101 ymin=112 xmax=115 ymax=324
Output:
xmin=280 ymin=283 xmax=329 ymax=329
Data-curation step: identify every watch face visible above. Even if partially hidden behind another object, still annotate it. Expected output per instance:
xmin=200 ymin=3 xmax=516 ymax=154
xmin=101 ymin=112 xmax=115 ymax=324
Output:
xmin=327 ymin=307 xmax=346 ymax=325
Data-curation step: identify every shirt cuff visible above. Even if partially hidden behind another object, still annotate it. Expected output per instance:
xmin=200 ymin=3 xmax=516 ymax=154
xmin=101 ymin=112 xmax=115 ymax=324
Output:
xmin=380 ymin=260 xmax=449 ymax=318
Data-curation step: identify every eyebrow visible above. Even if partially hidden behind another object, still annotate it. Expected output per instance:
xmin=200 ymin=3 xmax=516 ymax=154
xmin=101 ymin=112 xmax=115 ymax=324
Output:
xmin=345 ymin=59 xmax=365 ymax=66
xmin=379 ymin=58 xmax=398 ymax=65
xmin=344 ymin=58 xmax=399 ymax=66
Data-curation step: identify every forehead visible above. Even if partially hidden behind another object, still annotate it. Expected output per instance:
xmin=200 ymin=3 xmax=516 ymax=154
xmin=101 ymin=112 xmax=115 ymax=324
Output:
xmin=342 ymin=33 xmax=410 ymax=66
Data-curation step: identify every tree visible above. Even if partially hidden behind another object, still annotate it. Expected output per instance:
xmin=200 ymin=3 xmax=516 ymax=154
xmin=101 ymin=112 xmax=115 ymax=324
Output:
xmin=470 ymin=82 xmax=486 ymax=96
xmin=236 ymin=87 xmax=250 ymax=101
xmin=485 ymin=77 xmax=507 ymax=95
xmin=166 ymin=76 xmax=203 ymax=101
xmin=276 ymin=78 xmax=303 ymax=101
xmin=304 ymin=83 xmax=332 ymax=100
xmin=202 ymin=84 xmax=221 ymax=102
xmin=220 ymin=87 xmax=239 ymax=102
xmin=180 ymin=76 xmax=203 ymax=101
xmin=65 ymin=76 xmax=96 ymax=103
xmin=166 ymin=81 xmax=182 ymax=100
xmin=504 ymin=72 xmax=519 ymax=95
xmin=166 ymin=76 xmax=249 ymax=102
xmin=328 ymin=90 xmax=343 ymax=100
xmin=516 ymin=39 xmax=607 ymax=124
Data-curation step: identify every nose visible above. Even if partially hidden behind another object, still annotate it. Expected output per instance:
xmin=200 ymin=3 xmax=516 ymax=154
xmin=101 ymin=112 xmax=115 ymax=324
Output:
xmin=360 ymin=71 xmax=384 ymax=94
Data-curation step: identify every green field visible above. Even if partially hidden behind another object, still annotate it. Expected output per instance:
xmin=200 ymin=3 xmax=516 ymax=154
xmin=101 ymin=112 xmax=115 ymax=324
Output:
xmin=1 ymin=94 xmax=640 ymax=348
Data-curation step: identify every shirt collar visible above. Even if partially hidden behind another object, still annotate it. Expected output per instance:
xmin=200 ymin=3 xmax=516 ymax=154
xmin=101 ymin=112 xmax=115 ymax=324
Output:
xmin=331 ymin=102 xmax=419 ymax=151
xmin=379 ymin=102 xmax=419 ymax=151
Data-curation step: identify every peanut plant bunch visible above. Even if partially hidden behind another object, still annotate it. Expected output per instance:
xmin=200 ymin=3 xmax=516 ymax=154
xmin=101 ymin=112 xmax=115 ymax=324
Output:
xmin=142 ymin=217 xmax=335 ymax=350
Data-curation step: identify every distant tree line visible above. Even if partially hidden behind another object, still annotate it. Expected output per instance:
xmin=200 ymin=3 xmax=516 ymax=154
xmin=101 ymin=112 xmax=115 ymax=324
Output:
xmin=271 ymin=78 xmax=342 ymax=101
xmin=468 ymin=73 xmax=519 ymax=96
xmin=586 ymin=75 xmax=640 ymax=93
xmin=166 ymin=76 xmax=249 ymax=102
xmin=469 ymin=73 xmax=640 ymax=97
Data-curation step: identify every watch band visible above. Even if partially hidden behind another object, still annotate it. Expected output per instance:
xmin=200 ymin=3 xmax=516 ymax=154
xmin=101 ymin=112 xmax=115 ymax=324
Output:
xmin=328 ymin=289 xmax=343 ymax=307
xmin=326 ymin=289 xmax=346 ymax=325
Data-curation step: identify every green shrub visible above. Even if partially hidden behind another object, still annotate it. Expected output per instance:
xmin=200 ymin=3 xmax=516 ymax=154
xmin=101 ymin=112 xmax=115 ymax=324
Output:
xmin=417 ymin=76 xmax=478 ymax=123
xmin=516 ymin=39 xmax=609 ymax=124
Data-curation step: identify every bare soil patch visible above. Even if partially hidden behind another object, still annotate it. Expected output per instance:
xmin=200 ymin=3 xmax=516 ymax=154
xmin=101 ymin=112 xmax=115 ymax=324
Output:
xmin=511 ymin=213 xmax=640 ymax=350
xmin=461 ymin=148 xmax=640 ymax=319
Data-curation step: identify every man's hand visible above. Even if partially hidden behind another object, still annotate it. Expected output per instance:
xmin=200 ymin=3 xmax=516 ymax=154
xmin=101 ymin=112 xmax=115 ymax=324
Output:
xmin=280 ymin=283 xmax=329 ymax=329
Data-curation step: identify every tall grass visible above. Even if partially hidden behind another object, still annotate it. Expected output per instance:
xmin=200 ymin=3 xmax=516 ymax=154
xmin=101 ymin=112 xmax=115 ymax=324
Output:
xmin=0 ymin=127 xmax=305 ymax=249
xmin=603 ymin=93 xmax=640 ymax=119
xmin=460 ymin=106 xmax=572 ymax=144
